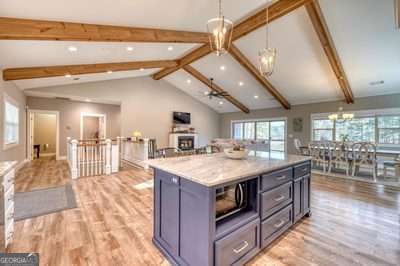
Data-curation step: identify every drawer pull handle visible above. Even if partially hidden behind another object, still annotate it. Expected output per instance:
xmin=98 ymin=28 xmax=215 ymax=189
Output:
xmin=233 ymin=241 xmax=249 ymax=254
xmin=171 ymin=177 xmax=178 ymax=184
xmin=276 ymin=175 xmax=286 ymax=180
xmin=274 ymin=220 xmax=285 ymax=228
xmin=303 ymin=167 xmax=308 ymax=172
xmin=274 ymin=195 xmax=285 ymax=202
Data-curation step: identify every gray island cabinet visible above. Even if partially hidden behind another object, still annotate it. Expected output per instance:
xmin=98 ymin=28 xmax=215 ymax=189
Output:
xmin=149 ymin=152 xmax=312 ymax=266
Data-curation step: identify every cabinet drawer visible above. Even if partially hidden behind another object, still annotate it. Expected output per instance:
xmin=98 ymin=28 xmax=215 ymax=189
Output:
xmin=215 ymin=218 xmax=260 ymax=266
xmin=261 ymin=167 xmax=293 ymax=191
xmin=261 ymin=182 xmax=292 ymax=219
xmin=294 ymin=162 xmax=311 ymax=179
xmin=261 ymin=204 xmax=293 ymax=248
xmin=3 ymin=169 xmax=14 ymax=192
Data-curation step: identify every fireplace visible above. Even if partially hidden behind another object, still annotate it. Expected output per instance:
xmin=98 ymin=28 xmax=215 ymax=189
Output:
xmin=178 ymin=136 xmax=195 ymax=150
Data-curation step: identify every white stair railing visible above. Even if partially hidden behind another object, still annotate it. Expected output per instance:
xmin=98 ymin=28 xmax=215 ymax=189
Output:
xmin=67 ymin=138 xmax=119 ymax=178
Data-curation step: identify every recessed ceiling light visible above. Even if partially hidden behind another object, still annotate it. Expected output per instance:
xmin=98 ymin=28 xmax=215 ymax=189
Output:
xmin=204 ymin=91 xmax=209 ymax=95
xmin=126 ymin=46 xmax=134 ymax=52
xmin=85 ymin=99 xmax=91 ymax=102
xmin=220 ymin=65 xmax=226 ymax=71
xmin=168 ymin=46 xmax=174 ymax=51
xmin=369 ymin=80 xmax=384 ymax=86
xmin=140 ymin=68 xmax=145 ymax=71
xmin=107 ymin=70 xmax=113 ymax=74
xmin=186 ymin=79 xmax=192 ymax=84
xmin=65 ymin=74 xmax=72 ymax=78
xmin=254 ymin=95 xmax=259 ymax=99
xmin=68 ymin=46 xmax=77 ymax=52
xmin=219 ymin=101 xmax=224 ymax=105
xmin=239 ymin=81 xmax=244 ymax=86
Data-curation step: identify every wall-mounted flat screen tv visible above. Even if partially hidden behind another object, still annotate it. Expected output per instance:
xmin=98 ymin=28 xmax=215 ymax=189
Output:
xmin=173 ymin=112 xmax=191 ymax=124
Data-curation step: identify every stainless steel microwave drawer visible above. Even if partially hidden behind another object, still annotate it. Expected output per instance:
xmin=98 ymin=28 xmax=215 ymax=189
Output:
xmin=261 ymin=204 xmax=293 ymax=248
xmin=294 ymin=162 xmax=311 ymax=179
xmin=261 ymin=181 xmax=293 ymax=219
xmin=261 ymin=167 xmax=293 ymax=191
xmin=215 ymin=218 xmax=260 ymax=266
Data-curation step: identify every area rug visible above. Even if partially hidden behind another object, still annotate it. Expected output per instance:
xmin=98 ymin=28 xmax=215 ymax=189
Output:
xmin=14 ymin=183 xmax=77 ymax=221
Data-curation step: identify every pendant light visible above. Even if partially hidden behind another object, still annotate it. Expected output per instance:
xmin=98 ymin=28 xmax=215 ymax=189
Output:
xmin=328 ymin=107 xmax=354 ymax=122
xmin=206 ymin=0 xmax=233 ymax=56
xmin=258 ymin=1 xmax=276 ymax=77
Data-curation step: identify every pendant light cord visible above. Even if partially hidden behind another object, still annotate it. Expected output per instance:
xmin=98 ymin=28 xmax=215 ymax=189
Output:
xmin=219 ymin=0 xmax=222 ymax=18
xmin=266 ymin=1 xmax=269 ymax=48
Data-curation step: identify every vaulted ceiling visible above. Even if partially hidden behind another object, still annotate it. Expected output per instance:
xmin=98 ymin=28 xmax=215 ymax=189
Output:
xmin=0 ymin=0 xmax=399 ymax=113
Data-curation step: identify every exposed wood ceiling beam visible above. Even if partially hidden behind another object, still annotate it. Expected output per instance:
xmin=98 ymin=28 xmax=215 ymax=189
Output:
xmin=3 ymin=60 xmax=178 ymax=81
xmin=153 ymin=0 xmax=310 ymax=80
xmin=183 ymin=65 xmax=250 ymax=113
xmin=305 ymin=0 xmax=354 ymax=104
xmin=0 ymin=17 xmax=209 ymax=43
xmin=229 ymin=44 xmax=291 ymax=110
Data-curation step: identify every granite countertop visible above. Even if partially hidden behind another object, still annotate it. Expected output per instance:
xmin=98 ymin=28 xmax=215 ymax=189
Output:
xmin=0 ymin=161 xmax=17 ymax=176
xmin=148 ymin=152 xmax=311 ymax=187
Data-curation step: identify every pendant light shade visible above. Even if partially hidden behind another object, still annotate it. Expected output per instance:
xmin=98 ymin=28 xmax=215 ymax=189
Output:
xmin=258 ymin=1 xmax=277 ymax=77
xmin=206 ymin=0 xmax=233 ymax=56
xmin=258 ymin=47 xmax=276 ymax=77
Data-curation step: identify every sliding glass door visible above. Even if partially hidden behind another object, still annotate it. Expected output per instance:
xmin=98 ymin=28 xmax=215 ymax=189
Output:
xmin=232 ymin=119 xmax=286 ymax=152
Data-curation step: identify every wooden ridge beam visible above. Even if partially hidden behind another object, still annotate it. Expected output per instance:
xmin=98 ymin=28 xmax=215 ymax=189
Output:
xmin=3 ymin=60 xmax=178 ymax=81
xmin=153 ymin=0 xmax=309 ymax=80
xmin=183 ymin=65 xmax=250 ymax=113
xmin=0 ymin=17 xmax=209 ymax=43
xmin=229 ymin=44 xmax=290 ymax=110
xmin=305 ymin=0 xmax=354 ymax=103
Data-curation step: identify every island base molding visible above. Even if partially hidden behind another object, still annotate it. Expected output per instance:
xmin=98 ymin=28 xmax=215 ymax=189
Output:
xmin=152 ymin=159 xmax=312 ymax=266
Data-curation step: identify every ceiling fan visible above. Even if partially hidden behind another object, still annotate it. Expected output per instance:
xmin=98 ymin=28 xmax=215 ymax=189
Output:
xmin=203 ymin=78 xmax=230 ymax=100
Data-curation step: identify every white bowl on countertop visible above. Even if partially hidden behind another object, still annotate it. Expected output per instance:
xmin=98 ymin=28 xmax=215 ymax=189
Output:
xmin=224 ymin=148 xmax=250 ymax=160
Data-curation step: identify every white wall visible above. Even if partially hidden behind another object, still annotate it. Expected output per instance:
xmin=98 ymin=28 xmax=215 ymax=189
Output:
xmin=27 ymin=77 xmax=221 ymax=148
xmin=0 ymin=72 xmax=27 ymax=164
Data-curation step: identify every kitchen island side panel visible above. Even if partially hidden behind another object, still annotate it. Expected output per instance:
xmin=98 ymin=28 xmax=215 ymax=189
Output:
xmin=153 ymin=169 xmax=215 ymax=266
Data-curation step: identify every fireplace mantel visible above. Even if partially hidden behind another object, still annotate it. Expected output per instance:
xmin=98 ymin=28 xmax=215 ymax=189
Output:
xmin=169 ymin=133 xmax=199 ymax=150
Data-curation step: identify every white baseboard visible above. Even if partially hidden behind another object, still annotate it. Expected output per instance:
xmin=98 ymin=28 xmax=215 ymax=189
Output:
xmin=15 ymin=159 xmax=29 ymax=171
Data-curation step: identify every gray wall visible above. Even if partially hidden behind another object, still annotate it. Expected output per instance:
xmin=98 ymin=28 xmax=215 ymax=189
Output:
xmin=220 ymin=93 xmax=400 ymax=154
xmin=27 ymin=97 xmax=121 ymax=156
xmin=27 ymin=77 xmax=221 ymax=149
xmin=0 ymin=74 xmax=26 ymax=164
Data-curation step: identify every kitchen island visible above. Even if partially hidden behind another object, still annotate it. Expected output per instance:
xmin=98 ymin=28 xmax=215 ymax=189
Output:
xmin=148 ymin=152 xmax=312 ymax=266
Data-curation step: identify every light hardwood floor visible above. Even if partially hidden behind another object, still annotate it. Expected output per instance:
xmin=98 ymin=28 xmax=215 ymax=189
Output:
xmin=10 ymin=160 xmax=400 ymax=266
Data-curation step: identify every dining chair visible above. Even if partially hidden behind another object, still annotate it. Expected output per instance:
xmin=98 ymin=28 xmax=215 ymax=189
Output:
xmin=156 ymin=147 xmax=181 ymax=158
xmin=329 ymin=142 xmax=350 ymax=175
xmin=351 ymin=142 xmax=377 ymax=180
xmin=148 ymin=139 xmax=157 ymax=159
xmin=294 ymin=138 xmax=302 ymax=155
xmin=309 ymin=142 xmax=329 ymax=172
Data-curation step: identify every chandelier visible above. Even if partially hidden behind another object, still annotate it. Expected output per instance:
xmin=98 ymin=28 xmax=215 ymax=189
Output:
xmin=258 ymin=1 xmax=276 ymax=77
xmin=206 ymin=0 xmax=233 ymax=56
xmin=329 ymin=107 xmax=354 ymax=122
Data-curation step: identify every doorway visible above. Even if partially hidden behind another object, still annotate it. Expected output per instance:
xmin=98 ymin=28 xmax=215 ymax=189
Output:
xmin=80 ymin=113 xmax=106 ymax=140
xmin=28 ymin=110 xmax=60 ymax=161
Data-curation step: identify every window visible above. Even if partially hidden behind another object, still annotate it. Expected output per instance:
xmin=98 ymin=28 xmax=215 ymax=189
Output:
xmin=312 ymin=119 xmax=334 ymax=141
xmin=311 ymin=109 xmax=400 ymax=146
xmin=231 ymin=119 xmax=286 ymax=152
xmin=3 ymin=94 xmax=19 ymax=148
xmin=335 ymin=117 xmax=375 ymax=142
xmin=378 ymin=115 xmax=400 ymax=145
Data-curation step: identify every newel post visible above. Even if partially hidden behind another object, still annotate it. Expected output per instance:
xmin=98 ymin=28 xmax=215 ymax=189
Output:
xmin=70 ymin=139 xmax=79 ymax=179
xmin=105 ymin=139 xmax=112 ymax=175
